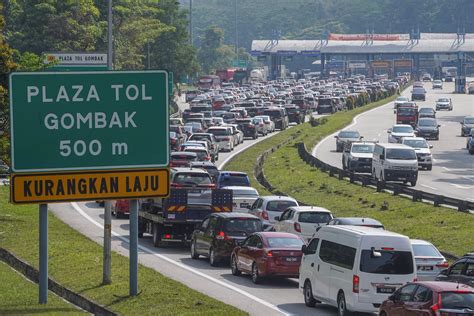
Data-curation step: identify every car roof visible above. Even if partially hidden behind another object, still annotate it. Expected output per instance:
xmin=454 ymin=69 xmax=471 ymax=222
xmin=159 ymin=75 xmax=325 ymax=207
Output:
xmin=219 ymin=171 xmax=247 ymax=176
xmin=221 ymin=186 xmax=257 ymax=191
xmin=257 ymin=232 xmax=301 ymax=238
xmin=171 ymin=167 xmax=208 ymax=174
xmin=288 ymin=206 xmax=332 ymax=213
xmin=261 ymin=195 xmax=298 ymax=202
xmin=413 ymin=281 xmax=474 ymax=292
xmin=321 ymin=225 xmax=406 ymax=237
xmin=402 ymin=137 xmax=427 ymax=141
xmin=189 ymin=161 xmax=216 ymax=167
xmin=210 ymin=212 xmax=259 ymax=219
xmin=377 ymin=143 xmax=413 ymax=149
xmin=171 ymin=151 xmax=197 ymax=156
xmin=393 ymin=124 xmax=413 ymax=128
xmin=333 ymin=217 xmax=383 ymax=225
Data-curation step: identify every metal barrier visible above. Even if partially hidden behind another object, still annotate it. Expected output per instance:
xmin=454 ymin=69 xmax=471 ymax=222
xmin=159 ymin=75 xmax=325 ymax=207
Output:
xmin=296 ymin=142 xmax=474 ymax=212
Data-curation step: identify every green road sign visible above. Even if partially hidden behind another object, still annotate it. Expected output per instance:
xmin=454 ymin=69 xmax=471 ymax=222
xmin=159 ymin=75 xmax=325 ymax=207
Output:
xmin=10 ymin=71 xmax=169 ymax=173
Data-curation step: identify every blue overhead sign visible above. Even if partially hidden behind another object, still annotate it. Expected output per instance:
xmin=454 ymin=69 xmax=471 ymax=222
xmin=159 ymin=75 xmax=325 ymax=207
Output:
xmin=300 ymin=50 xmax=320 ymax=57
xmin=277 ymin=50 xmax=297 ymax=56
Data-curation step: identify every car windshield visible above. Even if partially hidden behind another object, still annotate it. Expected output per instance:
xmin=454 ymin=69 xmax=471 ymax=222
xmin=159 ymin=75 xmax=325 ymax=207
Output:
xmin=266 ymin=200 xmax=298 ymax=212
xmin=392 ymin=126 xmax=413 ymax=133
xmin=396 ymin=97 xmax=409 ymax=102
xmin=412 ymin=244 xmax=442 ymax=257
xmin=209 ymin=129 xmax=230 ymax=136
xmin=298 ymin=212 xmax=332 ymax=224
xmin=257 ymin=115 xmax=271 ymax=122
xmin=360 ymin=250 xmax=414 ymax=274
xmin=185 ymin=149 xmax=207 ymax=159
xmin=351 ymin=144 xmax=375 ymax=153
xmin=224 ymin=219 xmax=262 ymax=236
xmin=339 ymin=131 xmax=360 ymax=138
xmin=220 ymin=175 xmax=248 ymax=186
xmin=386 ymin=148 xmax=416 ymax=160
xmin=440 ymin=292 xmax=474 ymax=310
xmin=438 ymin=98 xmax=449 ymax=102
xmin=174 ymin=173 xmax=211 ymax=185
xmin=171 ymin=154 xmax=196 ymax=161
xmin=263 ymin=110 xmax=282 ymax=118
xmin=464 ymin=118 xmax=474 ymax=124
xmin=252 ymin=118 xmax=263 ymax=124
xmin=267 ymin=237 xmax=304 ymax=248
xmin=397 ymin=108 xmax=416 ymax=116
xmin=228 ymin=188 xmax=258 ymax=196
xmin=418 ymin=119 xmax=437 ymax=126
xmin=403 ymin=139 xmax=428 ymax=148
xmin=419 ymin=108 xmax=433 ymax=114
xmin=223 ymin=113 xmax=235 ymax=119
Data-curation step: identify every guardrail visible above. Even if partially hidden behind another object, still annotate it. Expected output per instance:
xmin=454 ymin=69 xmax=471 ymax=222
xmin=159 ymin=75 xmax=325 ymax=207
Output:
xmin=297 ymin=142 xmax=474 ymax=212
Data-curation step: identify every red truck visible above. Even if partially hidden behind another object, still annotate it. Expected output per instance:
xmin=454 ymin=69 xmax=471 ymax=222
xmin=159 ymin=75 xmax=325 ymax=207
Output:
xmin=216 ymin=69 xmax=236 ymax=82
xmin=396 ymin=105 xmax=418 ymax=127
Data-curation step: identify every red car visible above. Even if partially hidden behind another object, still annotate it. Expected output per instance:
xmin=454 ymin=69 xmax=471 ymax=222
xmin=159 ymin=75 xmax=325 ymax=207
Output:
xmin=230 ymin=232 xmax=304 ymax=284
xmin=113 ymin=199 xmax=129 ymax=218
xmin=379 ymin=281 xmax=474 ymax=316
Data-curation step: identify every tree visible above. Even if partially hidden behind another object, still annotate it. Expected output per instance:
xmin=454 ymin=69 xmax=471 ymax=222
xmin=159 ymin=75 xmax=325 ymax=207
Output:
xmin=197 ymin=25 xmax=236 ymax=73
xmin=5 ymin=0 xmax=104 ymax=55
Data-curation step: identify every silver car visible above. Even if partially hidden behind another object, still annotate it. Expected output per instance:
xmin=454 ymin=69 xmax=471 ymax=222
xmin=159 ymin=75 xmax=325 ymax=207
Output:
xmin=411 ymin=239 xmax=448 ymax=281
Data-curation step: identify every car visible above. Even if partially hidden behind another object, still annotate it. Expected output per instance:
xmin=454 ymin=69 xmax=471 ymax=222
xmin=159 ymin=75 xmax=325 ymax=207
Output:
xmin=372 ymin=143 xmax=418 ymax=186
xmin=467 ymin=130 xmax=474 ymax=154
xmin=170 ymin=117 xmax=184 ymax=126
xmin=411 ymin=87 xmax=426 ymax=101
xmin=393 ymin=96 xmax=410 ymax=111
xmin=112 ymin=199 xmax=129 ymax=218
xmin=170 ymin=168 xmax=215 ymax=203
xmin=216 ymin=171 xmax=250 ymax=189
xmin=225 ymin=124 xmax=244 ymax=144
xmin=183 ymin=146 xmax=211 ymax=162
xmin=263 ymin=107 xmax=289 ymax=130
xmin=190 ymin=213 xmax=263 ymax=266
xmin=230 ymin=232 xmax=305 ymax=283
xmin=248 ymin=196 xmax=299 ymax=230
xmin=415 ymin=118 xmax=440 ymax=140
xmin=169 ymin=125 xmax=187 ymax=144
xmin=461 ymin=116 xmax=474 ymax=136
xmin=342 ymin=142 xmax=376 ymax=173
xmin=222 ymin=186 xmax=259 ymax=213
xmin=335 ymin=130 xmax=362 ymax=152
xmin=189 ymin=161 xmax=219 ymax=181
xmin=300 ymin=226 xmax=416 ymax=315
xmin=387 ymin=124 xmax=416 ymax=143
xmin=418 ymin=107 xmax=436 ymax=119
xmin=207 ymin=126 xmax=234 ymax=152
xmin=435 ymin=97 xmax=453 ymax=111
xmin=273 ymin=206 xmax=333 ymax=241
xmin=169 ymin=151 xmax=198 ymax=168
xmin=379 ymin=281 xmax=474 ymax=316
xmin=285 ymin=105 xmax=305 ymax=124
xmin=222 ymin=112 xmax=238 ymax=124
xmin=254 ymin=115 xmax=275 ymax=133
xmin=410 ymin=239 xmax=448 ymax=281
xmin=402 ymin=137 xmax=433 ymax=170
xmin=326 ymin=217 xmax=385 ymax=229
xmin=236 ymin=118 xmax=258 ymax=139
xmin=169 ymin=131 xmax=181 ymax=151
xmin=212 ymin=117 xmax=224 ymax=126
xmin=436 ymin=252 xmax=474 ymax=287
xmin=421 ymin=73 xmax=432 ymax=81
xmin=251 ymin=117 xmax=268 ymax=136
xmin=432 ymin=79 xmax=443 ymax=89
xmin=184 ymin=121 xmax=204 ymax=133
xmin=188 ymin=133 xmax=219 ymax=162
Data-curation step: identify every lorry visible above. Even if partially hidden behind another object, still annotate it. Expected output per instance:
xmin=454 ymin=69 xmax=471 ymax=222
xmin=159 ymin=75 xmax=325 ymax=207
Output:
xmin=396 ymin=105 xmax=418 ymax=127
xmin=197 ymin=75 xmax=221 ymax=90
xmin=216 ymin=68 xmax=236 ymax=82
xmin=250 ymin=68 xmax=266 ymax=82
xmin=138 ymin=187 xmax=233 ymax=247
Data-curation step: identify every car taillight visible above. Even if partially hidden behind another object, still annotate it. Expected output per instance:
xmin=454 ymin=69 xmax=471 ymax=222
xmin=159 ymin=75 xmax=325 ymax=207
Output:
xmin=266 ymin=250 xmax=273 ymax=257
xmin=171 ymin=183 xmax=184 ymax=188
xmin=436 ymin=261 xmax=449 ymax=268
xmin=353 ymin=275 xmax=359 ymax=293
xmin=171 ymin=139 xmax=177 ymax=144
xmin=164 ymin=234 xmax=172 ymax=239
xmin=216 ymin=231 xmax=229 ymax=240
xmin=262 ymin=210 xmax=269 ymax=220
xmin=200 ymin=183 xmax=215 ymax=189
xmin=294 ymin=222 xmax=301 ymax=233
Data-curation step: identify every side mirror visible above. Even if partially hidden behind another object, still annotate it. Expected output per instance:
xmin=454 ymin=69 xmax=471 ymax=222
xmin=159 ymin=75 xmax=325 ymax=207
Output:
xmin=438 ymin=125 xmax=441 ymax=128
xmin=301 ymin=244 xmax=307 ymax=254
xmin=387 ymin=129 xmax=392 ymax=133
xmin=429 ymin=145 xmax=433 ymax=149
xmin=360 ymin=136 xmax=364 ymax=140
xmin=274 ymin=216 xmax=280 ymax=221
xmin=334 ymin=135 xmax=339 ymax=139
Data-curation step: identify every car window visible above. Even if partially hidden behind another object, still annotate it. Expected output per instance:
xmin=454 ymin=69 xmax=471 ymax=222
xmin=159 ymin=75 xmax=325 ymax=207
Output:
xmin=174 ymin=173 xmax=211 ymax=185
xmin=306 ymin=238 xmax=319 ymax=255
xmin=201 ymin=218 xmax=210 ymax=230
xmin=319 ymin=240 xmax=356 ymax=270
xmin=465 ymin=262 xmax=474 ymax=277
xmin=360 ymin=250 xmax=414 ymax=274
xmin=412 ymin=244 xmax=442 ymax=257
xmin=298 ymin=212 xmax=332 ymax=224
xmin=398 ymin=284 xmax=417 ymax=302
xmin=449 ymin=261 xmax=466 ymax=276
xmin=280 ymin=209 xmax=292 ymax=221
xmin=208 ymin=217 xmax=218 ymax=233
xmin=265 ymin=200 xmax=298 ymax=212
xmin=255 ymin=236 xmax=263 ymax=249
xmin=224 ymin=219 xmax=262 ymax=237
xmin=250 ymin=199 xmax=260 ymax=210
xmin=267 ymin=237 xmax=304 ymax=248
xmin=245 ymin=235 xmax=259 ymax=247
xmin=412 ymin=286 xmax=433 ymax=303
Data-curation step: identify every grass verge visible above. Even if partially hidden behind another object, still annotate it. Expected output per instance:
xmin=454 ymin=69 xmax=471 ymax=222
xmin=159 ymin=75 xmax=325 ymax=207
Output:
xmin=0 ymin=188 xmax=245 ymax=316
xmin=225 ymin=93 xmax=472 ymax=257
xmin=0 ymin=261 xmax=85 ymax=315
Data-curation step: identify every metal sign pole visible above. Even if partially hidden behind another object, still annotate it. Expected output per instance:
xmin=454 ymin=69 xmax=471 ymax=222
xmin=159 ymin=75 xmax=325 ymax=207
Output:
xmin=39 ymin=203 xmax=48 ymax=304
xmin=103 ymin=201 xmax=112 ymax=285
xmin=129 ymin=199 xmax=138 ymax=296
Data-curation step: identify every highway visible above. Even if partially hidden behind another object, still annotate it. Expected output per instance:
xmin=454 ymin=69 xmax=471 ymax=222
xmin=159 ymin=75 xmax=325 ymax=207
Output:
xmin=313 ymin=82 xmax=474 ymax=202
xmin=50 ymin=109 xmax=338 ymax=316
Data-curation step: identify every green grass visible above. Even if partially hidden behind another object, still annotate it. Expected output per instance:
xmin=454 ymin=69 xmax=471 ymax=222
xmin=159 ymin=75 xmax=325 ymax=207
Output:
xmin=0 ymin=261 xmax=86 ymax=315
xmin=0 ymin=188 xmax=245 ymax=316
xmin=225 ymin=92 xmax=473 ymax=257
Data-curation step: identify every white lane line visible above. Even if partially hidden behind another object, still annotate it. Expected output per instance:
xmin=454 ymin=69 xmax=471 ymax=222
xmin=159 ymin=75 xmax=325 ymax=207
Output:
xmin=450 ymin=184 xmax=472 ymax=189
xmin=420 ymin=184 xmax=437 ymax=190
xmin=70 ymin=202 xmax=288 ymax=316
xmin=462 ymin=176 xmax=474 ymax=182
xmin=442 ymin=167 xmax=451 ymax=172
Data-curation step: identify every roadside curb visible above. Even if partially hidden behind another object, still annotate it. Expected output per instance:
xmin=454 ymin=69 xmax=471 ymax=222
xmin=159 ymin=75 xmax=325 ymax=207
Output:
xmin=0 ymin=248 xmax=117 ymax=316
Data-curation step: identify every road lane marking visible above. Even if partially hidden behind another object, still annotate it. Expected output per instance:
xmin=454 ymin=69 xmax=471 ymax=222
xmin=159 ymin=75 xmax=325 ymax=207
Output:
xmin=420 ymin=184 xmax=437 ymax=190
xmin=71 ymin=202 xmax=289 ymax=316
xmin=450 ymin=184 xmax=472 ymax=189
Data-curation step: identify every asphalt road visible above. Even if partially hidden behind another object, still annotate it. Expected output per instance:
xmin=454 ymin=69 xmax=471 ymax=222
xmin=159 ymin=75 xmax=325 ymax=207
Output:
xmin=314 ymin=82 xmax=474 ymax=202
xmin=50 ymin=108 xmax=339 ymax=316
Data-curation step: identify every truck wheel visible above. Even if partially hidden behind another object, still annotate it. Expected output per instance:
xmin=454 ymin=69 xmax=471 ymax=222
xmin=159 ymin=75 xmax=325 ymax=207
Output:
xmin=410 ymin=180 xmax=417 ymax=187
xmin=152 ymin=223 xmax=162 ymax=247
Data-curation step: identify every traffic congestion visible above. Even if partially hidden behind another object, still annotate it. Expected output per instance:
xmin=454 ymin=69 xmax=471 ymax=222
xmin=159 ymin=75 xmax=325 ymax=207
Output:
xmin=100 ymin=74 xmax=474 ymax=316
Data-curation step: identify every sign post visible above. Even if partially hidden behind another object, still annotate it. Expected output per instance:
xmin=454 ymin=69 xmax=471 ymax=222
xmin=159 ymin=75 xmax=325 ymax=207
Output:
xmin=9 ymin=70 xmax=170 ymax=301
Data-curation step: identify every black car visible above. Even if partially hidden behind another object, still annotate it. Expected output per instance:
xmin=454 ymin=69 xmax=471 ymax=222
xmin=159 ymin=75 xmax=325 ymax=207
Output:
xmin=285 ymin=105 xmax=305 ymax=124
xmin=190 ymin=213 xmax=263 ymax=266
xmin=236 ymin=118 xmax=258 ymax=139
xmin=418 ymin=107 xmax=436 ymax=119
xmin=436 ymin=252 xmax=474 ymax=287
xmin=415 ymin=118 xmax=440 ymax=140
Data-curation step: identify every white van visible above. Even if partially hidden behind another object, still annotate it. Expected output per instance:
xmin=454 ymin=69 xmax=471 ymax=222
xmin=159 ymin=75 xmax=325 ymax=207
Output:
xmin=299 ymin=225 xmax=416 ymax=315
xmin=372 ymin=143 xmax=418 ymax=186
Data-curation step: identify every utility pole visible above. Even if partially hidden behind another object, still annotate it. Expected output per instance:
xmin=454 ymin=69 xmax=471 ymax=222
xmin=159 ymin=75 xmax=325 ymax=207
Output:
xmin=189 ymin=0 xmax=193 ymax=45
xmin=103 ymin=0 xmax=113 ymax=286
xmin=234 ymin=0 xmax=238 ymax=54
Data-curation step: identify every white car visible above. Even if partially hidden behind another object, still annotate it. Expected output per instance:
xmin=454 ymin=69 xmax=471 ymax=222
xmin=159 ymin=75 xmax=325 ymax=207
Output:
xmin=254 ymin=115 xmax=275 ymax=133
xmin=248 ymin=196 xmax=299 ymax=230
xmin=207 ymin=126 xmax=234 ymax=152
xmin=401 ymin=137 xmax=433 ymax=170
xmin=221 ymin=186 xmax=259 ymax=213
xmin=387 ymin=124 xmax=415 ymax=143
xmin=410 ymin=239 xmax=448 ymax=281
xmin=273 ymin=206 xmax=333 ymax=241
xmin=393 ymin=96 xmax=410 ymax=110
xmin=225 ymin=124 xmax=244 ymax=144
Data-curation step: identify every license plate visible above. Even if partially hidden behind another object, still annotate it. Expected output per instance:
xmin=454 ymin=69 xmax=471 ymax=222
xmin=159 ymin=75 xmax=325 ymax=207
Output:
xmin=189 ymin=189 xmax=201 ymax=194
xmin=167 ymin=214 xmax=176 ymax=219
xmin=285 ymin=257 xmax=298 ymax=262
xmin=240 ymin=203 xmax=250 ymax=208
xmin=418 ymin=266 xmax=433 ymax=271
xmin=377 ymin=287 xmax=395 ymax=294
